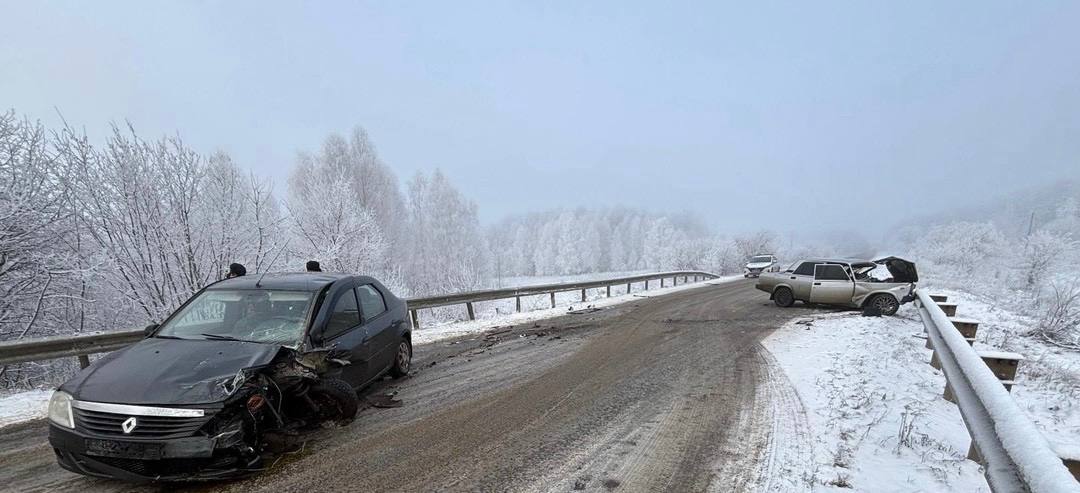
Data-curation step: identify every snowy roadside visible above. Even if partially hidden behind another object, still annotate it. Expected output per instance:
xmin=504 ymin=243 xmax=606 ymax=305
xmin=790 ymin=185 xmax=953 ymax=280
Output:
xmin=762 ymin=308 xmax=990 ymax=492
xmin=413 ymin=274 xmax=741 ymax=345
xmin=919 ymin=288 xmax=1080 ymax=458
xmin=0 ymin=389 xmax=52 ymax=429
xmin=0 ymin=275 xmax=740 ymax=430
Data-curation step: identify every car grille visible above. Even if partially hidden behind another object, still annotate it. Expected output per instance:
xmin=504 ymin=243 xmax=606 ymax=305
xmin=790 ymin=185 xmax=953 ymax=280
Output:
xmin=83 ymin=454 xmax=240 ymax=478
xmin=74 ymin=408 xmax=213 ymax=439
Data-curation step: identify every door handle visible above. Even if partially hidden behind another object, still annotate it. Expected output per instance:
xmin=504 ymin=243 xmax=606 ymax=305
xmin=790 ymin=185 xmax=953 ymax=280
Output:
xmin=813 ymin=282 xmax=821 ymax=286
xmin=789 ymin=277 xmax=796 ymax=280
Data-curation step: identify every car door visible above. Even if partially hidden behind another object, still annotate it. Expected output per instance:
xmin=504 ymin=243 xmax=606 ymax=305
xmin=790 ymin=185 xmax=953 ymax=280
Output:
xmin=355 ymin=284 xmax=395 ymax=378
xmin=789 ymin=261 xmax=817 ymax=301
xmin=320 ymin=285 xmax=371 ymax=386
xmin=810 ymin=264 xmax=855 ymax=304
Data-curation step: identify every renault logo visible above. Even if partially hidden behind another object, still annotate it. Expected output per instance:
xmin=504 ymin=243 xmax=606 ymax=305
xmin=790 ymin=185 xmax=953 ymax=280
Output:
xmin=121 ymin=417 xmax=137 ymax=434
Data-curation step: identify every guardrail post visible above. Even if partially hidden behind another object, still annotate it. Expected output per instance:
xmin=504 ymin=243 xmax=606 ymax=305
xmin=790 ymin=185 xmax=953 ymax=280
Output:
xmin=968 ymin=442 xmax=983 ymax=463
xmin=951 ymin=318 xmax=979 ymax=338
xmin=550 ymin=292 xmax=556 ymax=308
xmin=978 ymin=350 xmax=1023 ymax=392
xmin=626 ymin=282 xmax=631 ymax=293
xmin=580 ymin=289 xmax=586 ymax=302
xmin=515 ymin=296 xmax=521 ymax=313
xmin=645 ymin=280 xmax=649 ymax=291
xmin=1063 ymin=456 xmax=1080 ymax=481
xmin=466 ymin=302 xmax=475 ymax=321
xmin=410 ymin=309 xmax=419 ymax=329
xmin=606 ymin=285 xmax=611 ymax=297
xmin=78 ymin=354 xmax=90 ymax=369
xmin=936 ymin=302 xmax=958 ymax=317
xmin=943 ymin=381 xmax=957 ymax=403
xmin=660 ymin=278 xmax=665 ymax=288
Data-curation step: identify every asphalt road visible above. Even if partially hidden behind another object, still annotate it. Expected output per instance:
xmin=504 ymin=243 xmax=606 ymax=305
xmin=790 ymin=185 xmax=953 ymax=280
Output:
xmin=1 ymin=279 xmax=812 ymax=493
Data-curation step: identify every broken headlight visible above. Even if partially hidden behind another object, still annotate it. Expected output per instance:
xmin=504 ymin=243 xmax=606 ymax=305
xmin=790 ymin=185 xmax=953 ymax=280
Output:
xmin=48 ymin=390 xmax=75 ymax=429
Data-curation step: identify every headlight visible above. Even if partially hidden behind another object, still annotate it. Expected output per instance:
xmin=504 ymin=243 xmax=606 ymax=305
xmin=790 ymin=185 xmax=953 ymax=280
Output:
xmin=48 ymin=390 xmax=74 ymax=429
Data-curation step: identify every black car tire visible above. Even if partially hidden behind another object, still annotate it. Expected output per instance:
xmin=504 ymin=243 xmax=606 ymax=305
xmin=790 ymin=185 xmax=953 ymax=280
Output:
xmin=868 ymin=294 xmax=900 ymax=316
xmin=773 ymin=287 xmax=795 ymax=308
xmin=390 ymin=339 xmax=411 ymax=378
xmin=309 ymin=378 xmax=359 ymax=425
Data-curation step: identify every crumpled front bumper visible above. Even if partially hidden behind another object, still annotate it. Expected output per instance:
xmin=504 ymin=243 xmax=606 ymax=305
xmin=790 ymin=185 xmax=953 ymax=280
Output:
xmin=49 ymin=424 xmax=253 ymax=482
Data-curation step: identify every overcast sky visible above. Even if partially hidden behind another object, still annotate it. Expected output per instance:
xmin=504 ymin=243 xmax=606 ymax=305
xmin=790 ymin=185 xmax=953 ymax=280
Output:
xmin=3 ymin=1 xmax=1079 ymax=239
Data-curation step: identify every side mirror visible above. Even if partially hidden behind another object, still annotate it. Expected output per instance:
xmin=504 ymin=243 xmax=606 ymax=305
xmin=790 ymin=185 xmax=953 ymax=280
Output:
xmin=143 ymin=324 xmax=159 ymax=337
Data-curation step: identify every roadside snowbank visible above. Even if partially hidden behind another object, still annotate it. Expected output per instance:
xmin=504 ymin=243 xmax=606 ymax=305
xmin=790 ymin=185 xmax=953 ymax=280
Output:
xmin=763 ymin=309 xmax=989 ymax=492
xmin=0 ymin=389 xmax=51 ymax=428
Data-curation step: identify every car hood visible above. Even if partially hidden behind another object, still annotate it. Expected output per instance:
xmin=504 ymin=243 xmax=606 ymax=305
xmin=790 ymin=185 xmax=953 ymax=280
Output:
xmin=745 ymin=261 xmax=773 ymax=269
xmin=61 ymin=337 xmax=283 ymax=406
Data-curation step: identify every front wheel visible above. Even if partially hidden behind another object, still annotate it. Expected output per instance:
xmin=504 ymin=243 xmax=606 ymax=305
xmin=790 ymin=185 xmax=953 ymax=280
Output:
xmin=868 ymin=294 xmax=900 ymax=316
xmin=773 ymin=287 xmax=795 ymax=307
xmin=308 ymin=378 xmax=359 ymax=426
xmin=389 ymin=339 xmax=411 ymax=378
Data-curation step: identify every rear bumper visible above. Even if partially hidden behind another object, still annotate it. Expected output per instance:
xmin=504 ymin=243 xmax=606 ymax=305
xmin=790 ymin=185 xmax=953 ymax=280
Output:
xmin=49 ymin=424 xmax=251 ymax=481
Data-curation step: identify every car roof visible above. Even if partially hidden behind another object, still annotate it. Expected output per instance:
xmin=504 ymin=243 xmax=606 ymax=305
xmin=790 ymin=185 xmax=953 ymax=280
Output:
xmin=208 ymin=272 xmax=370 ymax=292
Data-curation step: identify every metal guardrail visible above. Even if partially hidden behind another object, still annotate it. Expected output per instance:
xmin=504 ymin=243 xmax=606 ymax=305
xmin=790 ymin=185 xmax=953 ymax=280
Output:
xmin=0 ymin=271 xmax=718 ymax=368
xmin=407 ymin=270 xmax=718 ymax=326
xmin=916 ymin=290 xmax=1080 ymax=493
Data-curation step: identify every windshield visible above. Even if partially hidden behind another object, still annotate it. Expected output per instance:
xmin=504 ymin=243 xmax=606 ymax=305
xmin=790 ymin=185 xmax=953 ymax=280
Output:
xmin=749 ymin=256 xmax=772 ymax=263
xmin=156 ymin=289 xmax=316 ymax=344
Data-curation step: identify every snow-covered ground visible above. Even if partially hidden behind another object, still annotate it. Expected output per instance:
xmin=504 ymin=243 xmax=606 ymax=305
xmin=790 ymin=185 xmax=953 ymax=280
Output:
xmin=763 ymin=308 xmax=990 ymax=491
xmin=923 ymin=288 xmax=1080 ymax=457
xmin=762 ymin=290 xmax=1080 ymax=492
xmin=0 ymin=389 xmax=51 ymax=428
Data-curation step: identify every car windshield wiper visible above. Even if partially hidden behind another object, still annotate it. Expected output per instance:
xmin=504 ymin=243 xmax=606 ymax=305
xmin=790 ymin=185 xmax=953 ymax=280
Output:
xmin=152 ymin=334 xmax=186 ymax=340
xmin=199 ymin=333 xmax=246 ymax=342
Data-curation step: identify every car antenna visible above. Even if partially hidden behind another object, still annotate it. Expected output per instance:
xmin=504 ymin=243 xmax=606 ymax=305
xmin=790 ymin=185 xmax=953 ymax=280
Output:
xmin=255 ymin=240 xmax=290 ymax=288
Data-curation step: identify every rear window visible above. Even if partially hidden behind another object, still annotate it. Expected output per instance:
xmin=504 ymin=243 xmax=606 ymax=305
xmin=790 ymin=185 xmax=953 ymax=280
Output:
xmin=793 ymin=262 xmax=816 ymax=276
xmin=815 ymin=264 xmax=850 ymax=281
xmin=356 ymin=284 xmax=387 ymax=319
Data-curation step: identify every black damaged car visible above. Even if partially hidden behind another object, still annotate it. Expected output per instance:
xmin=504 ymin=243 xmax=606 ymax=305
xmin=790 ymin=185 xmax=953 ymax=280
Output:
xmin=47 ymin=272 xmax=412 ymax=481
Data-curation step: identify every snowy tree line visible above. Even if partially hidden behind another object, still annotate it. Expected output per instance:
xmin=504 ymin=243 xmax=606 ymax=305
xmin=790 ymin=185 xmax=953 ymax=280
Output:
xmin=2 ymin=111 xmax=788 ymax=387
xmin=0 ymin=112 xmax=491 ymax=386
xmin=897 ymin=188 xmax=1080 ymax=348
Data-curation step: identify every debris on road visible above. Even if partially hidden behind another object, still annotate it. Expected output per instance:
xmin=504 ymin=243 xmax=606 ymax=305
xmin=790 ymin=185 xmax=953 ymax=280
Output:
xmin=366 ymin=393 xmax=404 ymax=409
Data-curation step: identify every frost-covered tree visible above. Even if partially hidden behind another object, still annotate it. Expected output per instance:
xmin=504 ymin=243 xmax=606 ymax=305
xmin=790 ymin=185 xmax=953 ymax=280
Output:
xmin=910 ymin=221 xmax=1009 ymax=279
xmin=733 ymin=231 xmax=777 ymax=262
xmin=294 ymin=127 xmax=406 ymax=256
xmin=0 ymin=112 xmax=72 ymax=343
xmin=287 ymin=177 xmax=390 ymax=276
xmin=58 ymin=123 xmax=285 ymax=321
xmin=1017 ymin=229 xmax=1074 ymax=288
xmin=404 ymin=170 xmax=487 ymax=295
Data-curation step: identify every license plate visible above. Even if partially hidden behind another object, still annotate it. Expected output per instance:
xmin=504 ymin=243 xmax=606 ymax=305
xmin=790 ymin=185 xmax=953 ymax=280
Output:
xmin=85 ymin=439 xmax=163 ymax=460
